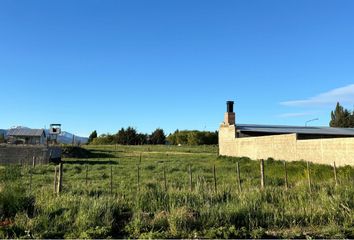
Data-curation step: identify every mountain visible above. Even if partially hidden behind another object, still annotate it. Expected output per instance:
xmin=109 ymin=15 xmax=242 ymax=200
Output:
xmin=0 ymin=127 xmax=88 ymax=144
xmin=56 ymin=131 xmax=88 ymax=144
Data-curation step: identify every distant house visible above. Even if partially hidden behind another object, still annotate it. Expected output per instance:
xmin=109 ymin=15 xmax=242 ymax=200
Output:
xmin=7 ymin=128 xmax=46 ymax=145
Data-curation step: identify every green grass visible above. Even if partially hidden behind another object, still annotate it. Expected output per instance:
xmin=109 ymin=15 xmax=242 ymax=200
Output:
xmin=1 ymin=144 xmax=354 ymax=238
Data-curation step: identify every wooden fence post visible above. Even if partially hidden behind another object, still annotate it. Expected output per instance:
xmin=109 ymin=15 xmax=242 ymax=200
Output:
xmin=260 ymin=159 xmax=265 ymax=190
xmin=213 ymin=164 xmax=217 ymax=193
xmin=32 ymin=156 xmax=36 ymax=168
xmin=236 ymin=162 xmax=242 ymax=192
xmin=307 ymin=161 xmax=312 ymax=194
xmin=48 ymin=150 xmax=52 ymax=163
xmin=29 ymin=165 xmax=33 ymax=192
xmin=189 ymin=165 xmax=193 ymax=191
xmin=54 ymin=166 xmax=58 ymax=193
xmin=85 ymin=165 xmax=88 ymax=186
xmin=333 ymin=161 xmax=338 ymax=186
xmin=110 ymin=165 xmax=113 ymax=195
xmin=163 ymin=165 xmax=167 ymax=192
xmin=137 ymin=165 xmax=140 ymax=192
xmin=57 ymin=162 xmax=63 ymax=194
xmin=284 ymin=161 xmax=289 ymax=190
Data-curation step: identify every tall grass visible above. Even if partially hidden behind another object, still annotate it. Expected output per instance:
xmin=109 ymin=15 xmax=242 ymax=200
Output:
xmin=0 ymin=145 xmax=353 ymax=238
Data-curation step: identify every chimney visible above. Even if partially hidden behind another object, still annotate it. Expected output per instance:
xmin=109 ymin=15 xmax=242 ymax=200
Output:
xmin=224 ymin=101 xmax=235 ymax=125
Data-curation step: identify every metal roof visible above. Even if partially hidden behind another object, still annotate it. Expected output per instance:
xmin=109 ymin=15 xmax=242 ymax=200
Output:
xmin=8 ymin=128 xmax=46 ymax=137
xmin=236 ymin=124 xmax=354 ymax=136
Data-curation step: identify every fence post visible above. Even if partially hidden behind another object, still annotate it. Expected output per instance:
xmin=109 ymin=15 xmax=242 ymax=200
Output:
xmin=57 ymin=162 xmax=63 ymax=194
xmin=137 ymin=165 xmax=140 ymax=192
xmin=85 ymin=165 xmax=88 ymax=186
xmin=48 ymin=150 xmax=53 ymax=163
xmin=284 ymin=161 xmax=289 ymax=190
xmin=236 ymin=162 xmax=242 ymax=192
xmin=110 ymin=165 xmax=113 ymax=195
xmin=189 ymin=165 xmax=193 ymax=191
xmin=213 ymin=164 xmax=217 ymax=193
xmin=54 ymin=166 xmax=58 ymax=193
xmin=29 ymin=165 xmax=33 ymax=192
xmin=163 ymin=165 xmax=167 ymax=192
xmin=32 ymin=156 xmax=36 ymax=168
xmin=260 ymin=159 xmax=265 ymax=190
xmin=333 ymin=161 xmax=338 ymax=186
xmin=307 ymin=161 xmax=312 ymax=194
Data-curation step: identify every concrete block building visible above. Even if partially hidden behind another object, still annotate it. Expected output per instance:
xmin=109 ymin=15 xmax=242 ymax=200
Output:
xmin=219 ymin=101 xmax=354 ymax=166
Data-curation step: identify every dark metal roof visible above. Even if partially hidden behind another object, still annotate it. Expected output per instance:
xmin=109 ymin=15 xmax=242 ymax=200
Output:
xmin=8 ymin=128 xmax=46 ymax=137
xmin=236 ymin=124 xmax=354 ymax=136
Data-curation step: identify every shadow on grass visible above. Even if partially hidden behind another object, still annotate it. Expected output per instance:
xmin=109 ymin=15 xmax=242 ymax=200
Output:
xmin=88 ymin=149 xmax=124 ymax=153
xmin=89 ymin=150 xmax=116 ymax=158
xmin=63 ymin=160 xmax=118 ymax=165
xmin=62 ymin=146 xmax=116 ymax=159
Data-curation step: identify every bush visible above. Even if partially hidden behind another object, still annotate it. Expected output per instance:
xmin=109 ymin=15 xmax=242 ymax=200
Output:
xmin=167 ymin=130 xmax=218 ymax=145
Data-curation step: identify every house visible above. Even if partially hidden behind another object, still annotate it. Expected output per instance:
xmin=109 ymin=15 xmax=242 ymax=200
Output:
xmin=219 ymin=101 xmax=354 ymax=166
xmin=7 ymin=128 xmax=47 ymax=145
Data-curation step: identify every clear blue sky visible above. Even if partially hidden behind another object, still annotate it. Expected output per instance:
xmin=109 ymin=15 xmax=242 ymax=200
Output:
xmin=1 ymin=0 xmax=354 ymax=137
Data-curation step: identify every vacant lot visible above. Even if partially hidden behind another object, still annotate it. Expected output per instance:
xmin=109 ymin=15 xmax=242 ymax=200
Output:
xmin=1 ymin=144 xmax=354 ymax=238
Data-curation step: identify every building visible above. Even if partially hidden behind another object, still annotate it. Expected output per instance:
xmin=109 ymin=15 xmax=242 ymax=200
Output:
xmin=7 ymin=128 xmax=47 ymax=145
xmin=219 ymin=101 xmax=354 ymax=166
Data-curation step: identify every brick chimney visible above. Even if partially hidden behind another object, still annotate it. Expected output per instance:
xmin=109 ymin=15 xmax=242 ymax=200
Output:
xmin=224 ymin=101 xmax=235 ymax=125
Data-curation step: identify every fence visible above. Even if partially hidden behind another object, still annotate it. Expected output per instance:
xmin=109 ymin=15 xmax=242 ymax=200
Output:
xmin=47 ymin=159 xmax=342 ymax=195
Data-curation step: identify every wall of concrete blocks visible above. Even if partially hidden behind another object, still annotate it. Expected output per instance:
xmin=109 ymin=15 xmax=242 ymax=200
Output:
xmin=0 ymin=145 xmax=62 ymax=165
xmin=219 ymin=124 xmax=354 ymax=166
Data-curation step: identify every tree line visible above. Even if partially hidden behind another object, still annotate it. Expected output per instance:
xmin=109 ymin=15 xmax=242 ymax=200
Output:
xmin=88 ymin=128 xmax=218 ymax=145
xmin=166 ymin=130 xmax=218 ymax=145
xmin=87 ymin=102 xmax=352 ymax=146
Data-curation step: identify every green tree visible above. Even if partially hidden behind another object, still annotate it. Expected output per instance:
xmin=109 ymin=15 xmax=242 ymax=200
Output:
xmin=330 ymin=102 xmax=354 ymax=128
xmin=149 ymin=128 xmax=166 ymax=145
xmin=88 ymin=130 xmax=98 ymax=144
xmin=91 ymin=133 xmax=115 ymax=145
xmin=136 ymin=133 xmax=148 ymax=145
xmin=167 ymin=130 xmax=178 ymax=145
xmin=186 ymin=131 xmax=202 ymax=145
xmin=115 ymin=127 xmax=139 ymax=145
xmin=167 ymin=130 xmax=218 ymax=145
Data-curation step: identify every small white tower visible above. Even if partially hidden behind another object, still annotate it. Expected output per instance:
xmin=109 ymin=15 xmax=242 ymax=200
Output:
xmin=49 ymin=124 xmax=61 ymax=144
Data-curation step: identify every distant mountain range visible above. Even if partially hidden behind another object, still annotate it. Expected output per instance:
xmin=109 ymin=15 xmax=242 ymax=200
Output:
xmin=0 ymin=127 xmax=88 ymax=144
xmin=55 ymin=130 xmax=88 ymax=144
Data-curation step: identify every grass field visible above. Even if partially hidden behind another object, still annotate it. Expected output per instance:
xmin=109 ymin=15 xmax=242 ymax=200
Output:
xmin=1 ymin=144 xmax=354 ymax=238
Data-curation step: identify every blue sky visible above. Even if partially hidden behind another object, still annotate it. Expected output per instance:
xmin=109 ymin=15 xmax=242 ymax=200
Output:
xmin=1 ymin=0 xmax=354 ymax=137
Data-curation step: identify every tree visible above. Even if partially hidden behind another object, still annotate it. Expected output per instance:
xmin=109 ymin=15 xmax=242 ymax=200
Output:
xmin=115 ymin=127 xmax=139 ymax=145
xmin=167 ymin=130 xmax=178 ymax=145
xmin=330 ymin=102 xmax=354 ymax=128
xmin=187 ymin=131 xmax=203 ymax=145
xmin=136 ymin=133 xmax=148 ymax=145
xmin=88 ymin=130 xmax=98 ymax=144
xmin=0 ymin=133 xmax=5 ymax=144
xmin=167 ymin=130 xmax=218 ymax=145
xmin=92 ymin=133 xmax=115 ymax=145
xmin=150 ymin=128 xmax=166 ymax=145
